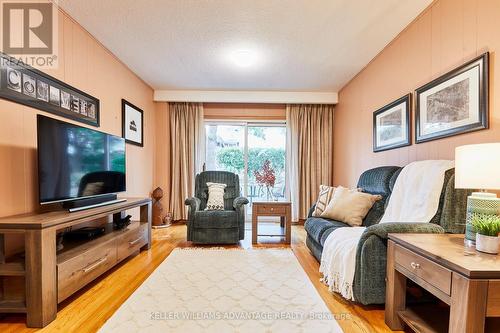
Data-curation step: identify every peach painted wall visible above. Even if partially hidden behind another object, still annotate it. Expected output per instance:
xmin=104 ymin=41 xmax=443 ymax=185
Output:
xmin=334 ymin=0 xmax=499 ymax=187
xmin=0 ymin=8 xmax=156 ymax=218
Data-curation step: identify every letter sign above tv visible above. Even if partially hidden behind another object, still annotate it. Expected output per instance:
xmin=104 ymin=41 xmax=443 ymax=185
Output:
xmin=0 ymin=52 xmax=100 ymax=127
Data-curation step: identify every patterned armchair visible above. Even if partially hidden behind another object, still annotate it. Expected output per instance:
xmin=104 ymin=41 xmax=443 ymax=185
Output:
xmin=185 ymin=171 xmax=249 ymax=244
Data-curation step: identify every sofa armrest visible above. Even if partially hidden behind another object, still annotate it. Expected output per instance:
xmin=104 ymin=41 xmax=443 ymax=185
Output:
xmin=307 ymin=204 xmax=316 ymax=218
xmin=353 ymin=222 xmax=444 ymax=305
xmin=185 ymin=197 xmax=201 ymax=213
xmin=233 ymin=197 xmax=248 ymax=240
xmin=233 ymin=197 xmax=249 ymax=209
xmin=185 ymin=197 xmax=201 ymax=242
xmin=361 ymin=222 xmax=444 ymax=243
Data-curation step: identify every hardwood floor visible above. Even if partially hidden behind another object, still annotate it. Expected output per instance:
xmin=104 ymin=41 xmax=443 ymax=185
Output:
xmin=0 ymin=224 xmax=402 ymax=333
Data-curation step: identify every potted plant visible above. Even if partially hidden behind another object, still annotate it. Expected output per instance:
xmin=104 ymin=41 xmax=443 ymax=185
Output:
xmin=471 ymin=214 xmax=500 ymax=254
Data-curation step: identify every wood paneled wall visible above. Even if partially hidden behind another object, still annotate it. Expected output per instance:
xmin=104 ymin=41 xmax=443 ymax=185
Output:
xmin=0 ymin=8 xmax=156 ymax=218
xmin=334 ymin=0 xmax=500 ymax=187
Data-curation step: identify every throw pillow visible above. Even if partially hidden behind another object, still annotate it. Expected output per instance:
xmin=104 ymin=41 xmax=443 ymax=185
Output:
xmin=320 ymin=186 xmax=382 ymax=226
xmin=205 ymin=182 xmax=226 ymax=210
xmin=312 ymin=185 xmax=337 ymax=217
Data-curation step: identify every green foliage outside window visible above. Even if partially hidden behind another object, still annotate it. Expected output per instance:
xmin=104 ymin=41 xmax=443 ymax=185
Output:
xmin=216 ymin=148 xmax=245 ymax=174
xmin=216 ymin=147 xmax=285 ymax=180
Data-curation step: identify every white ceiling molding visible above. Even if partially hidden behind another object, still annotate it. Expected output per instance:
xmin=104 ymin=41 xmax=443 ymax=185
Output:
xmin=154 ymin=90 xmax=338 ymax=104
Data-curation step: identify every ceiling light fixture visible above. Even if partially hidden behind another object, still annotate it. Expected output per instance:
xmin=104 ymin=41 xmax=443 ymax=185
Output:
xmin=227 ymin=49 xmax=260 ymax=68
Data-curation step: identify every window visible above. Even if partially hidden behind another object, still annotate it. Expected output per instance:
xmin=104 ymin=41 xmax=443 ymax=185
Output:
xmin=205 ymin=122 xmax=287 ymax=218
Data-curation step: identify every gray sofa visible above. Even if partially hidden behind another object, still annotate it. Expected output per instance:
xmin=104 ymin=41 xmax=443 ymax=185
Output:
xmin=185 ymin=171 xmax=249 ymax=244
xmin=305 ymin=166 xmax=469 ymax=305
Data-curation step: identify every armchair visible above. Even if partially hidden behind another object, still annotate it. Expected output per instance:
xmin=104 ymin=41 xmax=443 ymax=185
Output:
xmin=185 ymin=171 xmax=248 ymax=244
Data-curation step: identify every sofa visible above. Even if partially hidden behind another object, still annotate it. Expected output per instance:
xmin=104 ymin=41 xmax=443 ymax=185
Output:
xmin=304 ymin=166 xmax=470 ymax=305
xmin=185 ymin=171 xmax=249 ymax=244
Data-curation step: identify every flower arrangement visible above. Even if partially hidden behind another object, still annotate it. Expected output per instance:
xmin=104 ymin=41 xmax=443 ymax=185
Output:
xmin=254 ymin=160 xmax=276 ymax=200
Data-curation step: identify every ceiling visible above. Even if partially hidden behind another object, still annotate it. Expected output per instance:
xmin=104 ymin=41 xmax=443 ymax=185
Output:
xmin=58 ymin=0 xmax=431 ymax=93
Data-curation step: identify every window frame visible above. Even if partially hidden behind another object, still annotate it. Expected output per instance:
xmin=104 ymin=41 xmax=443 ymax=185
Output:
xmin=204 ymin=120 xmax=287 ymax=219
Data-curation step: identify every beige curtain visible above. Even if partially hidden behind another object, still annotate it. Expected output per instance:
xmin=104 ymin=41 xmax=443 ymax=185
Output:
xmin=168 ymin=102 xmax=204 ymax=220
xmin=286 ymin=104 xmax=334 ymax=220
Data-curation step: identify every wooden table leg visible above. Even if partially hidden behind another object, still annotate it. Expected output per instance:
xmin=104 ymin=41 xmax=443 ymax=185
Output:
xmin=285 ymin=207 xmax=291 ymax=245
xmin=140 ymin=202 xmax=152 ymax=250
xmin=25 ymin=228 xmax=57 ymax=328
xmin=385 ymin=240 xmax=406 ymax=330
xmin=449 ymin=273 xmax=487 ymax=333
xmin=280 ymin=216 xmax=285 ymax=228
xmin=252 ymin=208 xmax=257 ymax=244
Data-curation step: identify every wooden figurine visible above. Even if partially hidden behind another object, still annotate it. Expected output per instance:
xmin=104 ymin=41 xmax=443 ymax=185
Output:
xmin=152 ymin=187 xmax=165 ymax=227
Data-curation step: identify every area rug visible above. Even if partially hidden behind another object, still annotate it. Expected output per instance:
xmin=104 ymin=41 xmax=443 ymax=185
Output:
xmin=99 ymin=248 xmax=343 ymax=332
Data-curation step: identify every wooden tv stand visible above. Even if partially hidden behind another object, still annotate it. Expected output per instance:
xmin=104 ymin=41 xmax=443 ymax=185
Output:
xmin=0 ymin=197 xmax=151 ymax=328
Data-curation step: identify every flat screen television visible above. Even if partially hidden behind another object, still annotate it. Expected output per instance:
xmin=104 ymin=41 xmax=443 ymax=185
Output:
xmin=37 ymin=115 xmax=126 ymax=206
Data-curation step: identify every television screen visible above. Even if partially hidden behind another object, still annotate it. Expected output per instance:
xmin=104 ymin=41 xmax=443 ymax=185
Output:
xmin=37 ymin=115 xmax=126 ymax=204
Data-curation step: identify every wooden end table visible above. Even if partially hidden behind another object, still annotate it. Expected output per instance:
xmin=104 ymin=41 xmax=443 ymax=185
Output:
xmin=252 ymin=202 xmax=291 ymax=244
xmin=386 ymin=233 xmax=500 ymax=333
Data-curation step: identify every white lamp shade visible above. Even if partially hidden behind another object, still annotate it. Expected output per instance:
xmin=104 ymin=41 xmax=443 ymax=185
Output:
xmin=455 ymin=143 xmax=500 ymax=190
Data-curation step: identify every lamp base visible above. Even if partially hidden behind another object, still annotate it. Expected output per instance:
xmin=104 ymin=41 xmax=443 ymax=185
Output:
xmin=465 ymin=192 xmax=500 ymax=244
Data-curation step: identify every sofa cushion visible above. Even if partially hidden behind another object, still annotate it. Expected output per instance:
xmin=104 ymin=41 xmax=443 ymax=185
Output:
xmin=357 ymin=166 xmax=401 ymax=197
xmin=388 ymin=168 xmax=402 ymax=193
xmin=319 ymin=224 xmax=353 ymax=246
xmin=320 ymin=187 xmax=382 ymax=226
xmin=363 ymin=199 xmax=387 ymax=227
xmin=193 ymin=210 xmax=238 ymax=228
xmin=205 ymin=182 xmax=226 ymax=210
xmin=304 ymin=217 xmax=349 ymax=243
xmin=312 ymin=185 xmax=337 ymax=216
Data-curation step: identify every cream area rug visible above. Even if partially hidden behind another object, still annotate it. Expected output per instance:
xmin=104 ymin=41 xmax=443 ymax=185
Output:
xmin=99 ymin=248 xmax=343 ymax=333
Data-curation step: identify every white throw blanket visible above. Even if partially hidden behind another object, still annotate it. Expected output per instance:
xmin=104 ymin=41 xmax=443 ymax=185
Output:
xmin=380 ymin=160 xmax=454 ymax=223
xmin=320 ymin=226 xmax=365 ymax=301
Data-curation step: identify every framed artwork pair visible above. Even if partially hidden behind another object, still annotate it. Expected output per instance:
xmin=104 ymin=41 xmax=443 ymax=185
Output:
xmin=373 ymin=52 xmax=488 ymax=152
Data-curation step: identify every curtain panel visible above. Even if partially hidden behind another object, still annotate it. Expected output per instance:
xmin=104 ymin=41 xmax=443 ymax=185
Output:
xmin=286 ymin=104 xmax=334 ymax=220
xmin=168 ymin=102 xmax=205 ymax=220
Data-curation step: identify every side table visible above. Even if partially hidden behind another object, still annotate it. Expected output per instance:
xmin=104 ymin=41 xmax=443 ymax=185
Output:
xmin=386 ymin=233 xmax=500 ymax=333
xmin=251 ymin=202 xmax=291 ymax=244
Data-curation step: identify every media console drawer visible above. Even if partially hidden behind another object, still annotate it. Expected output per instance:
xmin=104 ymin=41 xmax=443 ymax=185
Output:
xmin=57 ymin=238 xmax=117 ymax=303
xmin=117 ymin=223 xmax=148 ymax=262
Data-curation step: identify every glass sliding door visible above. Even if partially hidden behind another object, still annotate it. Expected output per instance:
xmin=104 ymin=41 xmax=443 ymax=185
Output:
xmin=205 ymin=123 xmax=246 ymax=186
xmin=205 ymin=122 xmax=286 ymax=220
xmin=247 ymin=125 xmax=286 ymax=214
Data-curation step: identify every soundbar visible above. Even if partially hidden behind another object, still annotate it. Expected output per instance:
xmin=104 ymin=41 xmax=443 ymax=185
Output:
xmin=62 ymin=194 xmax=127 ymax=212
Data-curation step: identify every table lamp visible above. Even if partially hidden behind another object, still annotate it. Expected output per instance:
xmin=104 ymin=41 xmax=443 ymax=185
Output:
xmin=455 ymin=143 xmax=500 ymax=246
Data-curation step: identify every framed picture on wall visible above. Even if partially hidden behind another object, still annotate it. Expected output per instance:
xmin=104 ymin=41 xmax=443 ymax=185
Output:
xmin=122 ymin=99 xmax=144 ymax=147
xmin=0 ymin=52 xmax=100 ymax=127
xmin=415 ymin=52 xmax=489 ymax=143
xmin=373 ymin=94 xmax=411 ymax=152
